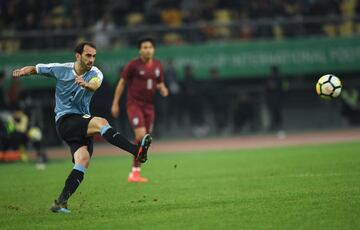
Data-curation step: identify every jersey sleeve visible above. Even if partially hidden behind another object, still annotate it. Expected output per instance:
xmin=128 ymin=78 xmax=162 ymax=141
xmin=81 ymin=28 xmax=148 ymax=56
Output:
xmin=121 ymin=62 xmax=133 ymax=81
xmin=35 ymin=63 xmax=60 ymax=78
xmin=89 ymin=68 xmax=104 ymax=86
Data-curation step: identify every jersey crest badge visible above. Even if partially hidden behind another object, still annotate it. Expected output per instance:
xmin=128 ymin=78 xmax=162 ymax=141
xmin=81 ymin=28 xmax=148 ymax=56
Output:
xmin=132 ymin=117 xmax=139 ymax=126
xmin=155 ymin=68 xmax=160 ymax=78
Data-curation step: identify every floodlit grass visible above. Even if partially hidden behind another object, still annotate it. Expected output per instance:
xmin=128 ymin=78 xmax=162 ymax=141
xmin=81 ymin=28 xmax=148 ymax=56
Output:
xmin=1 ymin=142 xmax=360 ymax=229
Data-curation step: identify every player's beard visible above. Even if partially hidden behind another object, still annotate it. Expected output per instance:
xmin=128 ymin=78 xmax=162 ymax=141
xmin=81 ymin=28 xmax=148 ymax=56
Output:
xmin=85 ymin=63 xmax=92 ymax=71
xmin=82 ymin=59 xmax=93 ymax=71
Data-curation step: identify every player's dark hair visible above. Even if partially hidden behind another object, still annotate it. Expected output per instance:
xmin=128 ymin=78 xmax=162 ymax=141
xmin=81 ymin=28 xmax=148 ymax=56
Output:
xmin=137 ymin=37 xmax=156 ymax=49
xmin=74 ymin=42 xmax=96 ymax=54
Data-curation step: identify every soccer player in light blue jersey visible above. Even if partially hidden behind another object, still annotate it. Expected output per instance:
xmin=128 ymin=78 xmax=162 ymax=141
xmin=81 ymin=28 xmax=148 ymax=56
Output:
xmin=12 ymin=42 xmax=152 ymax=213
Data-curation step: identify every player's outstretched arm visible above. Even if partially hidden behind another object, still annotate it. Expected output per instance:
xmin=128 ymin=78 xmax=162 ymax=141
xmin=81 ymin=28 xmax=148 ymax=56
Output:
xmin=157 ymin=82 xmax=169 ymax=97
xmin=111 ymin=78 xmax=126 ymax=118
xmin=13 ymin=66 xmax=37 ymax=78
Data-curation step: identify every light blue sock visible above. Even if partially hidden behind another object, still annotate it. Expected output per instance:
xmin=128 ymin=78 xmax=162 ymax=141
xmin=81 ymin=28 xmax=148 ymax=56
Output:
xmin=73 ymin=164 xmax=86 ymax=173
xmin=100 ymin=124 xmax=112 ymax=136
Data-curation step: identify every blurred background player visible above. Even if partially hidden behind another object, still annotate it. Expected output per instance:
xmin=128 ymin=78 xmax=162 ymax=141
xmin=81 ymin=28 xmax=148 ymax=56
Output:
xmin=111 ymin=37 xmax=168 ymax=183
xmin=0 ymin=71 xmax=47 ymax=166
xmin=265 ymin=65 xmax=287 ymax=138
xmin=12 ymin=107 xmax=48 ymax=168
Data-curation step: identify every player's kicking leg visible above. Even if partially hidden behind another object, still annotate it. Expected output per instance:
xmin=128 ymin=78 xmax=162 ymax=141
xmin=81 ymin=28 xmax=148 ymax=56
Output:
xmin=87 ymin=117 xmax=152 ymax=163
xmin=129 ymin=127 xmax=149 ymax=182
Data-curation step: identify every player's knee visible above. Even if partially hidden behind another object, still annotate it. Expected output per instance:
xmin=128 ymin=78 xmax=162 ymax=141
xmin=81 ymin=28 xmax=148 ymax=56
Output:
xmin=96 ymin=117 xmax=109 ymax=128
xmin=74 ymin=147 xmax=91 ymax=166
xmin=76 ymin=154 xmax=90 ymax=166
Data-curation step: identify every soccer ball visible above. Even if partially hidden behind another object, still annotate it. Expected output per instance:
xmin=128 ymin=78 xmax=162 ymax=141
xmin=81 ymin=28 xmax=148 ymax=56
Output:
xmin=316 ymin=74 xmax=342 ymax=99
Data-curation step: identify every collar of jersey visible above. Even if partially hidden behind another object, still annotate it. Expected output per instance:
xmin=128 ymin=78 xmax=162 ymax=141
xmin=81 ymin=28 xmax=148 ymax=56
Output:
xmin=72 ymin=69 xmax=86 ymax=78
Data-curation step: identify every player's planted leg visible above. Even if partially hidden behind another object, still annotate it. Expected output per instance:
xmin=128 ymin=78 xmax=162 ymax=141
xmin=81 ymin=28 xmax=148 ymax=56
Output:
xmin=51 ymin=147 xmax=89 ymax=213
xmin=129 ymin=127 xmax=149 ymax=182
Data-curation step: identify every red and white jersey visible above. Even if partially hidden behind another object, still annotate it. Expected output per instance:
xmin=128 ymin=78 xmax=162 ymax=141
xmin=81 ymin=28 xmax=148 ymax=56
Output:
xmin=122 ymin=58 xmax=164 ymax=104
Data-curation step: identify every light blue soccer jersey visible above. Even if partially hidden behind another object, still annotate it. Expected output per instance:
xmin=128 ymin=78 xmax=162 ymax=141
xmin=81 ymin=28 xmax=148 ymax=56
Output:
xmin=35 ymin=63 xmax=103 ymax=121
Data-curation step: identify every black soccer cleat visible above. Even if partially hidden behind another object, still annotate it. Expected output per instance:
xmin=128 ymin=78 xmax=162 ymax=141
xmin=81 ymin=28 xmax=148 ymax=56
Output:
xmin=50 ymin=200 xmax=71 ymax=213
xmin=136 ymin=134 xmax=152 ymax=163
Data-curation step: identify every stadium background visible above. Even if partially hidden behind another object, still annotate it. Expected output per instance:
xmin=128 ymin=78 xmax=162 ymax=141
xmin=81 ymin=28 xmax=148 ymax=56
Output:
xmin=1 ymin=1 xmax=360 ymax=229
xmin=1 ymin=0 xmax=360 ymax=147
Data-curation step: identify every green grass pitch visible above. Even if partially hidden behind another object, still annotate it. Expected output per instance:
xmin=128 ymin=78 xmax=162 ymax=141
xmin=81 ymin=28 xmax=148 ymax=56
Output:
xmin=1 ymin=142 xmax=360 ymax=230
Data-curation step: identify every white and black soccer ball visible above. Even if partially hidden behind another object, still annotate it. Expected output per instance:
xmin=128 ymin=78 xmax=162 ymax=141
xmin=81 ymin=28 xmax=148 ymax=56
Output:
xmin=316 ymin=74 xmax=342 ymax=99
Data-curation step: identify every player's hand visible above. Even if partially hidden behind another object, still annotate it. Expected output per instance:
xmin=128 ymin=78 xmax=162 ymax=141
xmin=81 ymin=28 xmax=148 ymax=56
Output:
xmin=13 ymin=69 xmax=25 ymax=78
xmin=111 ymin=104 xmax=120 ymax=118
xmin=75 ymin=76 xmax=87 ymax=88
xmin=160 ymin=87 xmax=169 ymax=97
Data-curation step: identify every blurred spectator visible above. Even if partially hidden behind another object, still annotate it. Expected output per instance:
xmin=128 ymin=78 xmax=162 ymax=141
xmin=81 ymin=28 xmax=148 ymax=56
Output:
xmin=92 ymin=13 xmax=115 ymax=48
xmin=7 ymin=78 xmax=23 ymax=109
xmin=0 ymin=0 xmax=359 ymax=50
xmin=126 ymin=12 xmax=145 ymax=27
xmin=265 ymin=65 xmax=285 ymax=134
xmin=182 ymin=64 xmax=208 ymax=136
xmin=0 ymin=113 xmax=21 ymax=162
xmin=10 ymin=107 xmax=48 ymax=167
xmin=239 ymin=22 xmax=254 ymax=40
xmin=0 ymin=76 xmax=49 ymax=165
xmin=163 ymin=32 xmax=185 ymax=45
xmin=213 ymin=9 xmax=232 ymax=39
xmin=11 ymin=108 xmax=30 ymax=161
xmin=163 ymin=59 xmax=182 ymax=127
xmin=50 ymin=0 xmax=66 ymax=30
xmin=161 ymin=8 xmax=183 ymax=27
xmin=180 ymin=0 xmax=201 ymax=23
xmin=0 ymin=71 xmax=7 ymax=110
xmin=341 ymin=86 xmax=360 ymax=125
xmin=0 ymin=117 xmax=7 ymax=151
xmin=204 ymin=67 xmax=228 ymax=133
xmin=233 ymin=93 xmax=257 ymax=133
xmin=70 ymin=5 xmax=86 ymax=29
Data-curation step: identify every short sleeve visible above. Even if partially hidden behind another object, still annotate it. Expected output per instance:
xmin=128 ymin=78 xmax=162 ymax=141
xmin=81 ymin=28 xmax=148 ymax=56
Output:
xmin=35 ymin=63 xmax=60 ymax=78
xmin=90 ymin=67 xmax=104 ymax=86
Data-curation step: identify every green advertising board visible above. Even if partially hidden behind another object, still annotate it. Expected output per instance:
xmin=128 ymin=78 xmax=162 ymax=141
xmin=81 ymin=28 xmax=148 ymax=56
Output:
xmin=1 ymin=36 xmax=360 ymax=89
